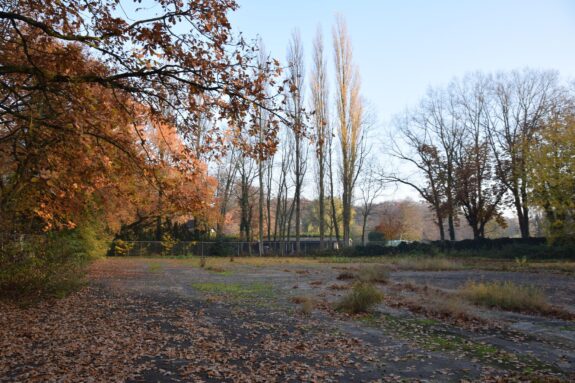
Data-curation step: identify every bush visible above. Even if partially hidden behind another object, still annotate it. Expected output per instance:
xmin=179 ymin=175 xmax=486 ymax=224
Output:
xmin=335 ymin=282 xmax=384 ymax=314
xmin=0 ymin=220 xmax=110 ymax=302
xmin=111 ymin=239 xmax=134 ymax=256
xmin=367 ymin=231 xmax=385 ymax=243
xmin=161 ymin=233 xmax=177 ymax=256
xmin=460 ymin=281 xmax=549 ymax=313
xmin=209 ymin=238 xmax=234 ymax=257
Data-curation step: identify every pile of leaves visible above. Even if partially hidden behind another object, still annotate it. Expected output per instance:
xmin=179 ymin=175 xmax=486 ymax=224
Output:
xmin=0 ymin=286 xmax=383 ymax=382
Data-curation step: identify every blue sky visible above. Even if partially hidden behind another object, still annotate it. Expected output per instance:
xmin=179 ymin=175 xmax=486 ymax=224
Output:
xmin=230 ymin=0 xmax=575 ymax=127
xmin=229 ymin=1 xmax=575 ymax=200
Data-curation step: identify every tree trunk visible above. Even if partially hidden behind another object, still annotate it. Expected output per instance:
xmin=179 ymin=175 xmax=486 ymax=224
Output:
xmin=258 ymin=158 xmax=264 ymax=256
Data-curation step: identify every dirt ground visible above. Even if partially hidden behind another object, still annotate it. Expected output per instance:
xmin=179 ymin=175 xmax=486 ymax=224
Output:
xmin=1 ymin=257 xmax=574 ymax=382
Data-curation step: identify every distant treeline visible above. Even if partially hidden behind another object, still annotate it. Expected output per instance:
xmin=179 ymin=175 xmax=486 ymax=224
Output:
xmin=345 ymin=237 xmax=575 ymax=259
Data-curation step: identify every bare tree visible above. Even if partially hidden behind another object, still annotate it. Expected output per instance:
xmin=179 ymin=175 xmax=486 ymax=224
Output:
xmin=453 ymin=74 xmax=506 ymax=239
xmin=237 ymin=155 xmax=257 ymax=254
xmin=333 ymin=16 xmax=366 ymax=247
xmin=386 ymin=111 xmax=448 ymax=240
xmin=487 ymin=69 xmax=561 ymax=238
xmin=310 ymin=26 xmax=330 ymax=250
xmin=327 ymin=114 xmax=341 ymax=243
xmin=420 ymin=87 xmax=464 ymax=240
xmin=358 ymin=162 xmax=385 ymax=245
xmin=255 ymin=38 xmax=272 ymax=256
xmin=214 ymin=146 xmax=239 ymax=237
xmin=286 ymin=30 xmax=307 ymax=254
xmin=273 ymin=126 xmax=294 ymax=254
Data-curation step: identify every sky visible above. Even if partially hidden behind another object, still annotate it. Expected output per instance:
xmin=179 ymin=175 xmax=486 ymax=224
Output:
xmin=228 ymin=0 xmax=575 ymax=200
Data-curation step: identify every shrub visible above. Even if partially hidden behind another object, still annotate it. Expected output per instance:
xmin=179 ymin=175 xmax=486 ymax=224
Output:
xmin=0 ymin=221 xmax=110 ymax=302
xmin=111 ymin=239 xmax=133 ymax=256
xmin=460 ymin=281 xmax=549 ymax=313
xmin=209 ymin=238 xmax=234 ymax=257
xmin=335 ymin=282 xmax=384 ymax=314
xmin=367 ymin=231 xmax=385 ymax=243
xmin=161 ymin=233 xmax=177 ymax=256
xmin=357 ymin=265 xmax=389 ymax=283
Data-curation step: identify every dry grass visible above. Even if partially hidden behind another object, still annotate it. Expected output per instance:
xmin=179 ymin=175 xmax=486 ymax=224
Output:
xmin=525 ymin=261 xmax=575 ymax=273
xmin=336 ymin=271 xmax=356 ymax=280
xmin=357 ymin=265 xmax=389 ymax=284
xmin=290 ymin=296 xmax=315 ymax=316
xmin=205 ymin=266 xmax=228 ymax=273
xmin=390 ymin=257 xmax=462 ymax=271
xmin=386 ymin=282 xmax=489 ymax=325
xmin=335 ymin=282 xmax=384 ymax=314
xmin=328 ymin=284 xmax=349 ymax=290
xmin=460 ymin=281 xmax=550 ymax=313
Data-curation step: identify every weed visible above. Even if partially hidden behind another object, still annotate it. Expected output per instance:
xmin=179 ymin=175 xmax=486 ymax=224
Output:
xmin=191 ymin=282 xmax=273 ymax=300
xmin=515 ymin=256 xmax=528 ymax=268
xmin=147 ymin=263 xmax=163 ymax=273
xmin=460 ymin=281 xmax=549 ymax=313
xmin=328 ymin=284 xmax=349 ymax=290
xmin=391 ymin=256 xmax=462 ymax=271
xmin=300 ymin=299 xmax=314 ymax=316
xmin=336 ymin=271 xmax=356 ymax=280
xmin=357 ymin=265 xmax=389 ymax=283
xmin=290 ymin=295 xmax=315 ymax=316
xmin=205 ymin=266 xmax=232 ymax=275
xmin=335 ymin=282 xmax=383 ymax=314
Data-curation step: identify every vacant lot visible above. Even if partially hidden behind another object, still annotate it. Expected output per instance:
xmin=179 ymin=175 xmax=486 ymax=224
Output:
xmin=1 ymin=256 xmax=574 ymax=382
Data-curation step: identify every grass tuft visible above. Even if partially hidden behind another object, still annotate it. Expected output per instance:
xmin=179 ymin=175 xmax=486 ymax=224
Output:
xmin=290 ymin=295 xmax=315 ymax=316
xmin=391 ymin=256 xmax=462 ymax=271
xmin=460 ymin=281 xmax=549 ymax=313
xmin=357 ymin=265 xmax=389 ymax=284
xmin=335 ymin=282 xmax=383 ymax=314
xmin=336 ymin=271 xmax=356 ymax=280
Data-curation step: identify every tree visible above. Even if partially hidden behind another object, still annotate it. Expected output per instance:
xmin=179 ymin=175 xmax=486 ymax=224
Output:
xmin=453 ymin=74 xmax=506 ymax=239
xmin=310 ymin=27 xmax=330 ymax=250
xmin=286 ymin=30 xmax=307 ymax=255
xmin=487 ymin=69 xmax=562 ymax=238
xmin=333 ymin=16 xmax=367 ymax=247
xmin=255 ymin=38 xmax=271 ymax=256
xmin=374 ymin=200 xmax=422 ymax=241
xmin=236 ymin=155 xmax=257 ymax=254
xmin=529 ymin=90 xmax=575 ymax=239
xmin=387 ymin=112 xmax=448 ymax=241
xmin=0 ymin=0 xmax=284 ymax=231
xmin=214 ymin=147 xmax=239 ymax=237
xmin=358 ymin=163 xmax=385 ymax=245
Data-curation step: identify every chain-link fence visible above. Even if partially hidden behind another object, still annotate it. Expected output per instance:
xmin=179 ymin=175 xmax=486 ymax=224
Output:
xmin=110 ymin=240 xmax=338 ymax=257
xmin=0 ymin=233 xmax=47 ymax=253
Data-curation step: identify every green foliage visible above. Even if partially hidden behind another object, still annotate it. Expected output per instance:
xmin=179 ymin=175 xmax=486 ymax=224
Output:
xmin=111 ymin=239 xmax=134 ymax=256
xmin=515 ymin=256 xmax=528 ymax=268
xmin=161 ymin=233 xmax=177 ymax=256
xmin=209 ymin=238 xmax=234 ymax=257
xmin=335 ymin=282 xmax=384 ymax=313
xmin=367 ymin=231 xmax=385 ymax=242
xmin=0 ymin=220 xmax=110 ymax=302
xmin=530 ymin=112 xmax=575 ymax=240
